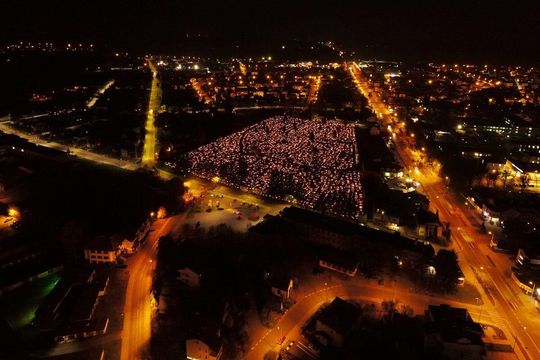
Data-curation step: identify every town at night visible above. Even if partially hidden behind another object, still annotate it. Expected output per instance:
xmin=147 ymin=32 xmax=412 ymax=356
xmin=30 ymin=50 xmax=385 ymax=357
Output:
xmin=1 ymin=1 xmax=540 ymax=360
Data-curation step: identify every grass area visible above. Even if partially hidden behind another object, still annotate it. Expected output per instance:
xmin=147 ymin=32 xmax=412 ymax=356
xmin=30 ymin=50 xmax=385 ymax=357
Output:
xmin=0 ymin=272 xmax=60 ymax=330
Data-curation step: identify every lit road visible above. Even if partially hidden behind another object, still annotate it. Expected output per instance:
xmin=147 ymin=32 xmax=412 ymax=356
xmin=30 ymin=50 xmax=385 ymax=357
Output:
xmin=120 ymin=215 xmax=183 ymax=360
xmin=0 ymin=119 xmax=139 ymax=170
xmin=0 ymin=61 xmax=161 ymax=171
xmin=191 ymin=78 xmax=213 ymax=104
xmin=141 ymin=59 xmax=161 ymax=168
xmin=244 ymin=280 xmax=509 ymax=360
xmin=307 ymin=75 xmax=322 ymax=104
xmin=86 ymin=79 xmax=115 ymax=108
xmin=348 ymin=62 xmax=539 ymax=360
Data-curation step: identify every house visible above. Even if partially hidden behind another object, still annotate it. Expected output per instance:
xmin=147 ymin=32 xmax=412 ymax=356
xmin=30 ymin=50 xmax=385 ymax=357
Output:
xmin=357 ymin=129 xmax=403 ymax=179
xmin=54 ymin=317 xmax=109 ymax=344
xmin=186 ymin=338 xmax=222 ymax=360
xmin=84 ymin=236 xmax=116 ymax=264
xmin=177 ymin=267 xmax=202 ymax=288
xmin=184 ymin=291 xmax=230 ymax=360
xmin=270 ymin=276 xmax=293 ymax=299
xmin=34 ymin=267 xmax=110 ymax=343
xmin=372 ymin=205 xmax=401 ymax=230
xmin=370 ymin=189 xmax=430 ymax=233
xmin=319 ymin=250 xmax=359 ymax=277
xmin=34 ymin=267 xmax=97 ymax=330
xmin=507 ymin=159 xmax=540 ymax=188
xmin=424 ymin=304 xmax=485 ymax=360
xmin=414 ymin=209 xmax=441 ymax=240
xmin=467 ymin=187 xmax=515 ymax=226
xmin=315 ymin=297 xmax=361 ymax=347
xmin=280 ymin=207 xmax=358 ymax=250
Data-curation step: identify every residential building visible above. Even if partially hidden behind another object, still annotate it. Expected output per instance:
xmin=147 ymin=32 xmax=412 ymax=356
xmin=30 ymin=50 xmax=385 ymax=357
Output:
xmin=178 ymin=267 xmax=202 ymax=288
xmin=34 ymin=268 xmax=110 ymax=343
xmin=270 ymin=277 xmax=293 ymax=299
xmin=319 ymin=250 xmax=359 ymax=277
xmin=414 ymin=209 xmax=441 ymax=240
xmin=84 ymin=236 xmax=116 ymax=264
xmin=424 ymin=304 xmax=485 ymax=360
xmin=315 ymin=297 xmax=361 ymax=347
xmin=186 ymin=338 xmax=222 ymax=360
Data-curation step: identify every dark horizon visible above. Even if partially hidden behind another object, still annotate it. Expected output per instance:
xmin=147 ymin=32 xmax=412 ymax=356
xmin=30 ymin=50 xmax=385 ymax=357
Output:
xmin=1 ymin=0 xmax=539 ymax=64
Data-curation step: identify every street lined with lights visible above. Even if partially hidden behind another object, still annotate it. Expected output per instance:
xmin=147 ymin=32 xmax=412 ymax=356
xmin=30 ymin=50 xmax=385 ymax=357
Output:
xmin=141 ymin=59 xmax=161 ymax=168
xmin=349 ymin=61 xmax=540 ymax=360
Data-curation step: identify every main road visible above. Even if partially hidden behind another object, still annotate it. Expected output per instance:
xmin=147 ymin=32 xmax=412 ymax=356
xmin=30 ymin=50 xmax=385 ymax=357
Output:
xmin=348 ymin=62 xmax=540 ymax=360
xmin=0 ymin=60 xmax=161 ymax=171
xmin=141 ymin=59 xmax=161 ymax=168
xmin=0 ymin=119 xmax=139 ymax=170
xmin=120 ymin=215 xmax=184 ymax=360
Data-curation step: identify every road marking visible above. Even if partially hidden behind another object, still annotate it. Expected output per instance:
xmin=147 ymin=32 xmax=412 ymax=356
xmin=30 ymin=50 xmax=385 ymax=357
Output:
xmin=486 ymin=255 xmax=496 ymax=268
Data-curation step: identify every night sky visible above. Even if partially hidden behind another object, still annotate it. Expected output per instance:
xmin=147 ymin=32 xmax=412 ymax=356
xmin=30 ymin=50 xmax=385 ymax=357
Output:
xmin=1 ymin=0 xmax=539 ymax=63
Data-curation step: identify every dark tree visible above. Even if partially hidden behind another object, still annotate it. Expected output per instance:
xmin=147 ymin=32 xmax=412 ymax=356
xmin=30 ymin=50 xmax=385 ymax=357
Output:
xmin=434 ymin=249 xmax=460 ymax=293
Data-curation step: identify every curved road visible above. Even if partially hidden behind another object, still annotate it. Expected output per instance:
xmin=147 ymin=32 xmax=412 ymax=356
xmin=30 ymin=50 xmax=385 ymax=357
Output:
xmin=244 ymin=280 xmax=506 ymax=360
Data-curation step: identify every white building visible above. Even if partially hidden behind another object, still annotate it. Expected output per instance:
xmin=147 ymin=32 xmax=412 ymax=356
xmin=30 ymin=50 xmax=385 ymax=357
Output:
xmin=84 ymin=236 xmax=116 ymax=264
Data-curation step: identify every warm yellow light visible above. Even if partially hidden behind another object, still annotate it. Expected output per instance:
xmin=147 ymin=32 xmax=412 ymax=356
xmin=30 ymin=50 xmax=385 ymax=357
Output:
xmin=157 ymin=206 xmax=167 ymax=219
xmin=211 ymin=176 xmax=220 ymax=183
xmin=8 ymin=208 xmax=19 ymax=217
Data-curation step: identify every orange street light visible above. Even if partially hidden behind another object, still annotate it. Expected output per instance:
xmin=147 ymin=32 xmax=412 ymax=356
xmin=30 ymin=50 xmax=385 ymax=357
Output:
xmin=8 ymin=207 xmax=19 ymax=218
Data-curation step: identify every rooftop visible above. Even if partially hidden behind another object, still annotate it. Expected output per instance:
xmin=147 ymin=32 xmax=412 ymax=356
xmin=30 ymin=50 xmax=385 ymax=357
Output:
xmin=317 ymin=297 xmax=361 ymax=335
xmin=425 ymin=304 xmax=484 ymax=346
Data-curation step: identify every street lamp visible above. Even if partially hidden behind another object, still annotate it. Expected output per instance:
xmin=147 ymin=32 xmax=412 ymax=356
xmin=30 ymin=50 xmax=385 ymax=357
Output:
xmin=529 ymin=281 xmax=536 ymax=299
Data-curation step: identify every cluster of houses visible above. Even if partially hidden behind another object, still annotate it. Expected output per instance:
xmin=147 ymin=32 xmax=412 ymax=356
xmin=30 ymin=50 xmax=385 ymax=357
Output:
xmin=306 ymin=297 xmax=487 ymax=360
